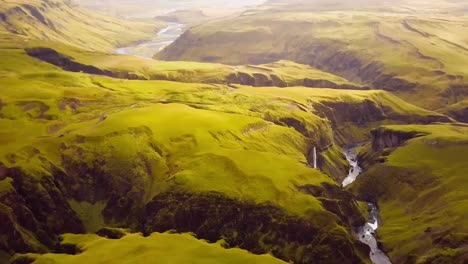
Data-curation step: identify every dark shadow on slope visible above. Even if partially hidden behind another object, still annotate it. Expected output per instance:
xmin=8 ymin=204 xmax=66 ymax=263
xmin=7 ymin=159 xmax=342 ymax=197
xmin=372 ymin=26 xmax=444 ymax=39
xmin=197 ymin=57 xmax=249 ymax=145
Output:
xmin=26 ymin=47 xmax=145 ymax=80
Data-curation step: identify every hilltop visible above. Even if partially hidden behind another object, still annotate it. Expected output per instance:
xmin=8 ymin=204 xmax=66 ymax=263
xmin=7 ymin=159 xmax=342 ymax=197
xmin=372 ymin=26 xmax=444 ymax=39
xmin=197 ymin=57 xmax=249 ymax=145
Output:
xmin=156 ymin=3 xmax=468 ymax=115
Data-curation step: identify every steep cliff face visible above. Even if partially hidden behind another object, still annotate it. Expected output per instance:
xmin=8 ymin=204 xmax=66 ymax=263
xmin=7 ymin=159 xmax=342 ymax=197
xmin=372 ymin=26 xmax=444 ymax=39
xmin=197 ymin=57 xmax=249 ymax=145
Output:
xmin=370 ymin=127 xmax=427 ymax=151
xmin=310 ymin=96 xmax=449 ymax=146
xmin=356 ymin=126 xmax=427 ymax=170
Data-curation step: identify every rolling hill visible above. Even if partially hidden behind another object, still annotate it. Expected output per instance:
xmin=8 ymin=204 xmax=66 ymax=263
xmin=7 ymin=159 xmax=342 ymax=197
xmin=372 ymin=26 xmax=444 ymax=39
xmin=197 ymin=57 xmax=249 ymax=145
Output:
xmin=156 ymin=2 xmax=468 ymax=114
xmin=0 ymin=0 xmax=161 ymax=51
xmin=0 ymin=0 xmax=466 ymax=264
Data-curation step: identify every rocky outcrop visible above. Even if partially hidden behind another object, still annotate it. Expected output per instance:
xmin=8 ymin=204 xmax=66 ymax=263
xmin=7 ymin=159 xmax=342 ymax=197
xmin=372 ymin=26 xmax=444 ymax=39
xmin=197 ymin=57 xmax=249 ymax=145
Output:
xmin=314 ymin=100 xmax=386 ymax=127
xmin=26 ymin=48 xmax=145 ymax=80
xmin=355 ymin=126 xmax=428 ymax=171
xmin=370 ymin=127 xmax=426 ymax=151
xmin=95 ymin=227 xmax=126 ymax=240
xmin=312 ymin=98 xmax=450 ymax=145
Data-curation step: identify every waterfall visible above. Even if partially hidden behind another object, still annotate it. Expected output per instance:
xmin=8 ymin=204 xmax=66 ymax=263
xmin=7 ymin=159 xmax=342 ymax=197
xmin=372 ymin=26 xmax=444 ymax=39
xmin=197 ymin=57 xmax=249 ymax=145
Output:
xmin=313 ymin=147 xmax=317 ymax=169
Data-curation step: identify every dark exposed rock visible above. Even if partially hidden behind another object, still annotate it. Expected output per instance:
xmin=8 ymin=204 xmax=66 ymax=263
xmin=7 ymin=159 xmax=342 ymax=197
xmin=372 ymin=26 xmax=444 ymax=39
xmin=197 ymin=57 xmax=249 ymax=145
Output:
xmin=227 ymin=72 xmax=256 ymax=86
xmin=252 ymin=72 xmax=273 ymax=86
xmin=9 ymin=255 xmax=37 ymax=264
xmin=371 ymin=127 xmax=426 ymax=151
xmin=95 ymin=227 xmax=126 ymax=240
xmin=315 ymin=99 xmax=386 ymax=127
xmin=55 ymin=243 xmax=82 ymax=255
xmin=270 ymin=74 xmax=288 ymax=87
xmin=371 ymin=74 xmax=418 ymax=91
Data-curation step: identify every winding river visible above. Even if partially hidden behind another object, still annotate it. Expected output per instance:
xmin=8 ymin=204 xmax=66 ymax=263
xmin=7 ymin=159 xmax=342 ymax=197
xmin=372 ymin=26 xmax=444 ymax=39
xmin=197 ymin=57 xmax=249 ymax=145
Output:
xmin=342 ymin=146 xmax=392 ymax=264
xmin=115 ymin=22 xmax=184 ymax=58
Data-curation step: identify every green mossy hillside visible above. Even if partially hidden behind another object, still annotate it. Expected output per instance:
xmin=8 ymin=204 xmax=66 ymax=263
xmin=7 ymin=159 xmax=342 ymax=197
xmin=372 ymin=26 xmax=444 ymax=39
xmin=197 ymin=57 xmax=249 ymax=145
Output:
xmin=13 ymin=232 xmax=287 ymax=264
xmin=0 ymin=0 xmax=162 ymax=51
xmin=156 ymin=7 xmax=468 ymax=111
xmin=0 ymin=3 xmax=461 ymax=262
xmin=351 ymin=124 xmax=468 ymax=264
xmin=23 ymin=42 xmax=366 ymax=89
xmin=0 ymin=35 xmax=448 ymax=263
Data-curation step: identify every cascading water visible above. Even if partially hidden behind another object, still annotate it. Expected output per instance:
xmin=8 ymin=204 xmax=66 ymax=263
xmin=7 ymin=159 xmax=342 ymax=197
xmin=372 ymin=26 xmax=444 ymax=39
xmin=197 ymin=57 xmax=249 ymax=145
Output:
xmin=342 ymin=146 xmax=392 ymax=264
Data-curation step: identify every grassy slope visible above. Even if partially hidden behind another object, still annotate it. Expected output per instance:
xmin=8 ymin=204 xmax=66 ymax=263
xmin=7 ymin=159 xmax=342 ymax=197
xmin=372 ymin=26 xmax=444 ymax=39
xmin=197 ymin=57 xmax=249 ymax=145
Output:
xmin=0 ymin=43 xmax=448 ymax=219
xmin=0 ymin=28 xmax=377 ymax=263
xmin=20 ymin=233 xmax=286 ymax=264
xmin=351 ymin=124 xmax=468 ymax=263
xmin=0 ymin=0 xmax=162 ymax=51
xmin=0 ymin=22 xmax=448 ymax=261
xmin=157 ymin=7 xmax=468 ymax=111
xmin=0 ymin=1 xmax=462 ymax=262
xmin=20 ymin=37 xmax=366 ymax=88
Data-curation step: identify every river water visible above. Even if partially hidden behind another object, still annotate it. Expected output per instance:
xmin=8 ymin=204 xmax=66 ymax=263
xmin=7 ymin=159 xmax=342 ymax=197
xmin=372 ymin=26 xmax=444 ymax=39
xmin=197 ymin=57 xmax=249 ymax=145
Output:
xmin=115 ymin=22 xmax=184 ymax=58
xmin=342 ymin=147 xmax=392 ymax=264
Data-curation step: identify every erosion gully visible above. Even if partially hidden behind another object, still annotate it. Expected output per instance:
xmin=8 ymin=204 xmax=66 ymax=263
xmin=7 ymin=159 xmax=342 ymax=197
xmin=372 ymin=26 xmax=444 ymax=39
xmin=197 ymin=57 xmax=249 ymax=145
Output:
xmin=342 ymin=146 xmax=392 ymax=264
